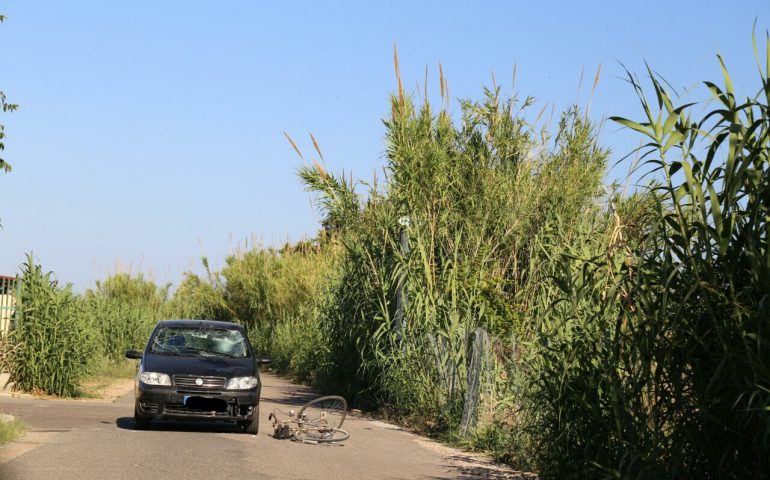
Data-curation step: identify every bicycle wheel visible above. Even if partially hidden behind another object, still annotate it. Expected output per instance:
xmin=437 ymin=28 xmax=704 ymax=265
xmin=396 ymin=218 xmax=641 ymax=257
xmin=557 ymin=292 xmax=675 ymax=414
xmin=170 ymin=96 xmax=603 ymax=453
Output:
xmin=293 ymin=427 xmax=349 ymax=444
xmin=297 ymin=395 xmax=347 ymax=429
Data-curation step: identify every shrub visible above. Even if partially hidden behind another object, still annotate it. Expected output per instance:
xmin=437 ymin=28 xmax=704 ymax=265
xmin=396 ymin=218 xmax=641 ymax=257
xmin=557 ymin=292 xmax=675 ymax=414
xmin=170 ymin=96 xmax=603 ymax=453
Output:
xmin=8 ymin=255 xmax=98 ymax=396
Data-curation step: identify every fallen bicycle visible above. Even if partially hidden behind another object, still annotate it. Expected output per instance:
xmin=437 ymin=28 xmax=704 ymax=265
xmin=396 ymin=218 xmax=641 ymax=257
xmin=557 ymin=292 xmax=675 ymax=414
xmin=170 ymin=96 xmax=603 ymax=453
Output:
xmin=269 ymin=395 xmax=349 ymax=444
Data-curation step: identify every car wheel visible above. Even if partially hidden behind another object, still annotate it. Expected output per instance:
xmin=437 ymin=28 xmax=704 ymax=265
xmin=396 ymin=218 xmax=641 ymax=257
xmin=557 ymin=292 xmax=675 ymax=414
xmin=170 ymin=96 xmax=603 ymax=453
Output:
xmin=134 ymin=408 xmax=151 ymax=430
xmin=240 ymin=405 xmax=259 ymax=434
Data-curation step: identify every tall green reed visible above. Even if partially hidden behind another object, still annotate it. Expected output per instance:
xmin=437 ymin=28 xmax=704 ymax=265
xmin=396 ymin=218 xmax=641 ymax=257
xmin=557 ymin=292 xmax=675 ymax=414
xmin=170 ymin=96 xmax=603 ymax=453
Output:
xmin=521 ymin=35 xmax=770 ymax=479
xmin=8 ymin=254 xmax=98 ymax=396
xmin=293 ymin=58 xmax=608 ymax=426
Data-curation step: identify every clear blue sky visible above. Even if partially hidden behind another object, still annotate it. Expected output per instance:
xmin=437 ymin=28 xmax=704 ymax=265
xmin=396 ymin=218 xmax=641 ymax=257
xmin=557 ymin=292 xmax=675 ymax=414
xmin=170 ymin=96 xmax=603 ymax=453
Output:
xmin=0 ymin=1 xmax=767 ymax=290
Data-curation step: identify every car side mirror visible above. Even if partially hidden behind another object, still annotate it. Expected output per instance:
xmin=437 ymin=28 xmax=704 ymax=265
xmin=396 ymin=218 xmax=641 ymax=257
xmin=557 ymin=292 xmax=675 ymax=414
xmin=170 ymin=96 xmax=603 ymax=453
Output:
xmin=256 ymin=357 xmax=272 ymax=365
xmin=125 ymin=350 xmax=143 ymax=360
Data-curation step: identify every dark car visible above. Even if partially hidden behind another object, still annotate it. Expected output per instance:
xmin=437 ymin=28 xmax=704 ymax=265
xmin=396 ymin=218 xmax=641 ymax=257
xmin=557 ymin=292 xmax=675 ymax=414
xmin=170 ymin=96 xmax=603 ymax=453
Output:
xmin=125 ymin=319 xmax=271 ymax=434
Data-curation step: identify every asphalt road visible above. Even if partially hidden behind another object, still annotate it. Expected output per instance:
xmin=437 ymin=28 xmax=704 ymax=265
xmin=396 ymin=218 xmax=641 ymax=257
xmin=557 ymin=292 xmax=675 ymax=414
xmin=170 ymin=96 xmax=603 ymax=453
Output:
xmin=0 ymin=373 xmax=528 ymax=480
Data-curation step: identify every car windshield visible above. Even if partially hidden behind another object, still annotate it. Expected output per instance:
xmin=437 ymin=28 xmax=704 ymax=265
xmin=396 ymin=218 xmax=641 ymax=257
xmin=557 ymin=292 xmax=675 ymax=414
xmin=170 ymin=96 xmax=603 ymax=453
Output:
xmin=150 ymin=326 xmax=250 ymax=358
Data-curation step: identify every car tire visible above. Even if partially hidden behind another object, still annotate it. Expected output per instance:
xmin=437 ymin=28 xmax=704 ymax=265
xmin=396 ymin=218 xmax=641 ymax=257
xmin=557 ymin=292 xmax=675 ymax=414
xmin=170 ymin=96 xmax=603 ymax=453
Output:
xmin=134 ymin=408 xmax=151 ymax=430
xmin=240 ymin=405 xmax=259 ymax=434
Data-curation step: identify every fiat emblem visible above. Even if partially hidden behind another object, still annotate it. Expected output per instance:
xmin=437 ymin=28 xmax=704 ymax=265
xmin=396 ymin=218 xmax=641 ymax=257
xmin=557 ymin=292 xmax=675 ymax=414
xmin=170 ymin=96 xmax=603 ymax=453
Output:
xmin=195 ymin=378 xmax=203 ymax=386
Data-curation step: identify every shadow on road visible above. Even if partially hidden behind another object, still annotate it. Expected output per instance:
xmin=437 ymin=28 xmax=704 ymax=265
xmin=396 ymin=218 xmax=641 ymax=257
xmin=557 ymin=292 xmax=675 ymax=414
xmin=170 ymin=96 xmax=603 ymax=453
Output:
xmin=259 ymin=385 xmax=318 ymax=407
xmin=426 ymin=455 xmax=536 ymax=480
xmin=115 ymin=417 xmax=243 ymax=434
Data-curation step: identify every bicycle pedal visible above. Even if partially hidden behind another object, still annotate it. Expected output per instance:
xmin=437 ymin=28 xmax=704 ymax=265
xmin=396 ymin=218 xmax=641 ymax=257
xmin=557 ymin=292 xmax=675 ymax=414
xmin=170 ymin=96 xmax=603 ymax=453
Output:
xmin=273 ymin=422 xmax=293 ymax=439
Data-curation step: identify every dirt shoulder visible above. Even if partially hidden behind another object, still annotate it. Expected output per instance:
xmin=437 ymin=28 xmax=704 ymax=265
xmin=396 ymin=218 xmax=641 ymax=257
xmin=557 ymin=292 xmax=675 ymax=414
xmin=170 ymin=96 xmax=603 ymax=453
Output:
xmin=75 ymin=378 xmax=134 ymax=402
xmin=0 ymin=374 xmax=133 ymax=403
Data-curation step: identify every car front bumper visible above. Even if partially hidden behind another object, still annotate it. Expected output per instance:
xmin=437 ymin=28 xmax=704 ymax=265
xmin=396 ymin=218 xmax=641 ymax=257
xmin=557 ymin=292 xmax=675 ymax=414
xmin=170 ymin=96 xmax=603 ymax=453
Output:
xmin=135 ymin=383 xmax=261 ymax=422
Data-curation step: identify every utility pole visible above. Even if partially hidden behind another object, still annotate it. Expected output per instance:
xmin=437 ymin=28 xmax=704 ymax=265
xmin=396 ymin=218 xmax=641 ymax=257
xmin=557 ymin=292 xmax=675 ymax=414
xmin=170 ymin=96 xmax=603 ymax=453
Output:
xmin=393 ymin=216 xmax=411 ymax=338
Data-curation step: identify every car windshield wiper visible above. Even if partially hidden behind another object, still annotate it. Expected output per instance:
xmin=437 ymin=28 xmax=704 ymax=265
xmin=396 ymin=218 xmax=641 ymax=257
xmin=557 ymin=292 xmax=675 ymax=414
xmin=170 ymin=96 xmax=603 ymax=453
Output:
xmin=191 ymin=349 xmax=239 ymax=358
xmin=151 ymin=347 xmax=241 ymax=358
xmin=152 ymin=350 xmax=184 ymax=356
xmin=173 ymin=347 xmax=233 ymax=358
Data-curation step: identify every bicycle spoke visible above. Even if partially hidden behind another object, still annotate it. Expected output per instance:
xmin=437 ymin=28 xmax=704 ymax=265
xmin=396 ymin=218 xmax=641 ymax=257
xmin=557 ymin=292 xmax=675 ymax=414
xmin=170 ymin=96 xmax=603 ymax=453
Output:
xmin=293 ymin=427 xmax=349 ymax=444
xmin=297 ymin=396 xmax=347 ymax=429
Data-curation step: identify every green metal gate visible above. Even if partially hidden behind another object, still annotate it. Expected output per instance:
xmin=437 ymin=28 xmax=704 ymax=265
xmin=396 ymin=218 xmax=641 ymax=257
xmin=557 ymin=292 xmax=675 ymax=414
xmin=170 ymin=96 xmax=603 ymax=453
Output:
xmin=0 ymin=275 xmax=19 ymax=337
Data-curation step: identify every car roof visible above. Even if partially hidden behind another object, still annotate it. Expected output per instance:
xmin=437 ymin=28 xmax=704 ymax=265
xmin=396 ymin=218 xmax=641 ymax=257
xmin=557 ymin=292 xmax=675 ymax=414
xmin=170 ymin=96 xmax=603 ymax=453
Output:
xmin=155 ymin=319 xmax=245 ymax=331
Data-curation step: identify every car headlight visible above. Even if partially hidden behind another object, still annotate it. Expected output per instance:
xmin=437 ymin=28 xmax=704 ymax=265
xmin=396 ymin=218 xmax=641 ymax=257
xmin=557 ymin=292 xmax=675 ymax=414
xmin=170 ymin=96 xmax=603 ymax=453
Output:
xmin=226 ymin=376 xmax=259 ymax=390
xmin=139 ymin=372 xmax=171 ymax=386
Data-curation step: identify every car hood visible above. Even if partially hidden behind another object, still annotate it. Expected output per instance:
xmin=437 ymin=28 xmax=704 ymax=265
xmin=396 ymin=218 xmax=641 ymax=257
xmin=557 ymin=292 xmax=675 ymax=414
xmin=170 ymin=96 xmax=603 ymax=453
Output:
xmin=143 ymin=353 xmax=256 ymax=378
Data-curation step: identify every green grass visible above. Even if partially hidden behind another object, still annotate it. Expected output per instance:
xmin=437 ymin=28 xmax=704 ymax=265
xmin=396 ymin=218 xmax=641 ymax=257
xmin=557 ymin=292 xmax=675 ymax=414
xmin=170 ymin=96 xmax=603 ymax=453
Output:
xmin=89 ymin=358 xmax=137 ymax=380
xmin=0 ymin=417 xmax=25 ymax=445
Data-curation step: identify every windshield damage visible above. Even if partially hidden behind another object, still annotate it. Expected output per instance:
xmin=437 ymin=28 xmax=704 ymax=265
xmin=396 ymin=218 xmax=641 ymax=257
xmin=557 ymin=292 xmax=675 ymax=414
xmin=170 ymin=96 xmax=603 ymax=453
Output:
xmin=151 ymin=327 xmax=249 ymax=358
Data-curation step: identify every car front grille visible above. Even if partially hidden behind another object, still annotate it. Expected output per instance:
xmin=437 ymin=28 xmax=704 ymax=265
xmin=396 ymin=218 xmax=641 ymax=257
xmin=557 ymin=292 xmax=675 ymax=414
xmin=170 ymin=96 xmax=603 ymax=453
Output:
xmin=173 ymin=375 xmax=227 ymax=390
xmin=163 ymin=404 xmax=232 ymax=417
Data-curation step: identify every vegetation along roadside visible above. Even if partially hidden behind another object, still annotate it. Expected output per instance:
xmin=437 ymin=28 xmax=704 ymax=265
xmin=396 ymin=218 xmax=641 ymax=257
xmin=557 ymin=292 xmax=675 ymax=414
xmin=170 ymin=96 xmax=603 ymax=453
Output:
xmin=0 ymin=415 xmax=24 ymax=445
